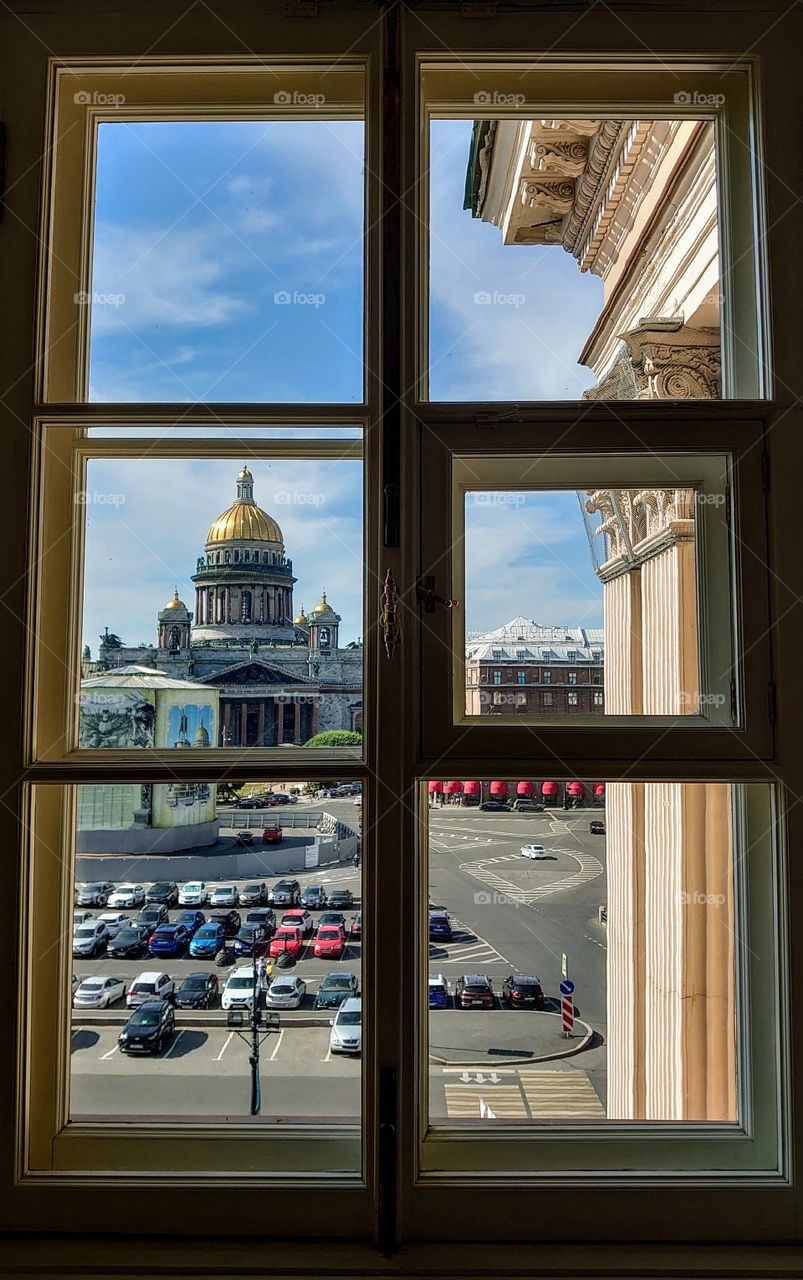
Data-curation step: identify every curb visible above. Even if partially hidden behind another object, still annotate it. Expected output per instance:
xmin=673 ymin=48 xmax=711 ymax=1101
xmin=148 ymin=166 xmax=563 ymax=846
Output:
xmin=428 ymin=1012 xmax=596 ymax=1067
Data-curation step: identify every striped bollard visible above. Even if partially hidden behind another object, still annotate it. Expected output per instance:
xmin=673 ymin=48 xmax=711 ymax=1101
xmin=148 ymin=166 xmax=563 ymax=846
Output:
xmin=559 ymin=978 xmax=575 ymax=1038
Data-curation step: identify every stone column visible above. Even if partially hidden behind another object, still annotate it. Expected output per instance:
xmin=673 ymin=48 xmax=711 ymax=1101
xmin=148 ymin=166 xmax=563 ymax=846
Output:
xmin=257 ymin=701 xmax=266 ymax=746
xmin=276 ymin=699 xmax=285 ymax=745
xmin=223 ymin=701 xmax=231 ymax=746
xmin=293 ymin=699 xmax=301 ymax=743
xmin=240 ymin=701 xmax=248 ymax=746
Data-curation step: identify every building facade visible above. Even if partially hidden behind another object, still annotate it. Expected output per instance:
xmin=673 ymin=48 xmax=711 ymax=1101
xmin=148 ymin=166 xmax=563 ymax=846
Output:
xmin=91 ymin=466 xmax=362 ymax=746
xmin=465 ymin=616 xmax=604 ymax=715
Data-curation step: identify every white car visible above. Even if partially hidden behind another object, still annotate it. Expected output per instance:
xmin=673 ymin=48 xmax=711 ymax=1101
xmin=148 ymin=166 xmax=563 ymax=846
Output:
xmin=73 ymin=975 xmax=126 ymax=1009
xmin=329 ymin=996 xmax=362 ymax=1054
xmin=179 ymin=881 xmax=208 ymax=906
xmin=222 ymin=965 xmax=259 ymax=1011
xmin=126 ymin=971 xmax=174 ymax=1008
xmin=96 ymin=911 xmax=131 ymax=938
xmin=73 ymin=910 xmax=94 ymax=927
xmin=107 ymin=883 xmax=145 ymax=908
xmin=71 ymin=974 xmax=81 ymax=997
xmin=264 ymin=976 xmax=306 ymax=1009
xmin=520 ymin=843 xmax=549 ymax=860
xmin=209 ymin=885 xmax=238 ymax=907
xmin=72 ymin=921 xmax=110 ymax=957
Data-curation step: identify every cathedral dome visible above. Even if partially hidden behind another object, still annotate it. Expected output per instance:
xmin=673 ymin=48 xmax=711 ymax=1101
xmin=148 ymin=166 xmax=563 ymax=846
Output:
xmin=164 ymin=588 xmax=188 ymax=611
xmin=206 ymin=466 xmax=284 ymax=546
xmin=309 ymin=590 xmax=338 ymax=620
xmin=294 ymin=604 xmax=309 ymax=626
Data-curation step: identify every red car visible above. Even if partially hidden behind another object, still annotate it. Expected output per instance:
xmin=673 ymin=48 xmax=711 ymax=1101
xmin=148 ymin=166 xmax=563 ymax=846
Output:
xmin=313 ymin=925 xmax=346 ymax=959
xmin=262 ymin=823 xmax=283 ymax=844
xmin=280 ymin=908 xmax=313 ymax=936
xmin=269 ymin=926 xmax=303 ymax=958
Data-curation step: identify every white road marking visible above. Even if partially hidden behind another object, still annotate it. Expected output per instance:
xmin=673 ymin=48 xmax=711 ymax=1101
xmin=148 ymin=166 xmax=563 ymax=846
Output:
xmin=269 ymin=1029 xmax=285 ymax=1061
xmin=458 ymin=847 xmax=603 ymax=907
xmin=322 ymin=1045 xmax=333 ymax=1063
xmin=100 ymin=1044 xmax=119 ymax=1060
xmin=164 ymin=1030 xmax=185 ymax=1058
xmin=214 ymin=1031 xmax=234 ymax=1061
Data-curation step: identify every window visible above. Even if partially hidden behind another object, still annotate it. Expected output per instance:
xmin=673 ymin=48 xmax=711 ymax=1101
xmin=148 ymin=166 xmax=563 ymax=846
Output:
xmin=568 ymin=691 xmax=578 ymax=706
xmin=543 ymin=691 xmax=554 ymax=708
xmin=594 ymin=691 xmax=604 ymax=707
xmin=568 ymin=671 xmax=578 ymax=685
xmin=543 ymin=670 xmax=552 ymax=685
xmin=493 ymin=671 xmax=502 ymax=685
xmin=516 ymin=671 xmax=526 ymax=686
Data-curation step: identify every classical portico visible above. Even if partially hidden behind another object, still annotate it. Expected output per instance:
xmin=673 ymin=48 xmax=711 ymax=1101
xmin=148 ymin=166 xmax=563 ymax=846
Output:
xmin=205 ymin=659 xmax=319 ymax=747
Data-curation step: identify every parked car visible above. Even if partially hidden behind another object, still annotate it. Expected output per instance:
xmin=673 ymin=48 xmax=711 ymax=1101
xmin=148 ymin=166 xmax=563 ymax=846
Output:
xmin=222 ymin=965 xmax=259 ymax=1011
xmin=75 ymin=880 xmax=115 ymax=907
xmin=178 ymin=881 xmax=208 ymax=906
xmin=314 ymin=972 xmax=358 ymax=1010
xmin=300 ymin=884 xmax=327 ymax=910
xmin=327 ymin=889 xmax=354 ymax=910
xmin=233 ymin=924 xmax=270 ymax=958
xmin=271 ymin=793 xmax=292 ymax=805
xmin=210 ymin=908 xmax=241 ymax=937
xmin=175 ymin=909 xmax=206 ymax=937
xmin=136 ymin=904 xmax=169 ymax=937
xmin=318 ymin=911 xmax=346 ymax=930
xmin=106 ymin=925 xmax=150 ymax=959
xmin=237 ymin=797 xmax=264 ymax=809
xmin=454 ymin=975 xmax=495 ymax=1009
xmin=264 ymin=975 xmax=306 ymax=1009
xmin=175 ymin=972 xmax=219 ymax=1009
xmin=107 ymin=883 xmax=146 ymax=908
xmin=145 ymin=880 xmax=179 ymax=907
xmin=238 ymin=881 xmax=267 ymax=907
xmin=512 ymin=798 xmax=545 ymax=812
xmin=268 ymin=879 xmax=300 ymax=907
xmin=243 ymin=908 xmax=275 ymax=933
xmin=350 ymin=912 xmax=362 ymax=939
xmin=73 ymin=975 xmax=126 ymax=1009
xmin=590 ymin=820 xmax=606 ymax=835
xmin=236 ymin=831 xmax=254 ymax=846
xmin=209 ymin=885 xmax=238 ymax=908
xmin=148 ymin=924 xmax=190 ymax=957
xmin=96 ymin=911 xmax=131 ymax=939
xmin=262 ymin=823 xmax=282 ymax=844
xmin=126 ymin=971 xmax=174 ymax=1008
xmin=189 ymin=922 xmax=226 ymax=958
xmin=428 ymin=909 xmax=453 ymax=942
xmin=72 ymin=921 xmax=109 ymax=957
xmin=72 ymin=974 xmax=81 ymax=997
xmin=502 ymin=974 xmax=545 ymax=1010
xmin=280 ymin=909 xmax=313 ymax=936
xmin=329 ymin=997 xmax=362 ymax=1054
xmin=269 ymin=926 xmax=304 ymax=959
xmin=313 ymin=925 xmax=346 ymax=959
xmin=479 ymin=800 xmax=509 ymax=812
xmin=73 ymin=910 xmax=94 ymax=927
xmin=428 ymin=974 xmax=450 ymax=1009
xmin=520 ymin=843 xmax=548 ymax=860
xmin=118 ymin=1000 xmax=175 ymax=1054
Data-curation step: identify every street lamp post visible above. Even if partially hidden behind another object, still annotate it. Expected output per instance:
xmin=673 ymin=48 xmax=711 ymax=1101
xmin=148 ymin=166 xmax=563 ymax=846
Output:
xmin=227 ymin=944 xmax=279 ymax=1116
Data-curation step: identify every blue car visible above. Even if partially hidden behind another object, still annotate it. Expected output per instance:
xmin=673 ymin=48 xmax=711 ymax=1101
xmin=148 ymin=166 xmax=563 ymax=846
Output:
xmin=189 ymin=922 xmax=225 ymax=958
xmin=148 ymin=924 xmax=190 ymax=957
xmin=233 ymin=924 xmax=270 ymax=957
xmin=428 ymin=910 xmax=453 ymax=942
xmin=176 ymin=909 xmax=206 ymax=937
xmin=428 ymin=974 xmax=450 ymax=1008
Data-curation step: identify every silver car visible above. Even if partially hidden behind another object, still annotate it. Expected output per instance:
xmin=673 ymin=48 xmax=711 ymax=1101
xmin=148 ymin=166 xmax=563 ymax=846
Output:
xmin=75 ymin=881 xmax=115 ymax=907
xmin=209 ymin=884 xmax=238 ymax=907
xmin=264 ymin=976 xmax=306 ymax=1009
xmin=72 ymin=921 xmax=110 ymax=957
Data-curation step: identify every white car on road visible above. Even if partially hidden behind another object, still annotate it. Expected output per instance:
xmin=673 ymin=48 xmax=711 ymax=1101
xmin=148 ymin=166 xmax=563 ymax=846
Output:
xmin=96 ymin=911 xmax=131 ymax=938
xmin=520 ymin=843 xmax=549 ymax=860
xmin=108 ymin=884 xmax=145 ymax=908
xmin=179 ymin=881 xmax=208 ymax=906
xmin=222 ymin=965 xmax=259 ymax=1011
xmin=264 ymin=976 xmax=306 ymax=1009
xmin=210 ymin=884 xmax=238 ymax=907
xmin=73 ymin=975 xmax=126 ymax=1009
xmin=330 ymin=996 xmax=362 ymax=1054
xmin=126 ymin=971 xmax=175 ymax=1008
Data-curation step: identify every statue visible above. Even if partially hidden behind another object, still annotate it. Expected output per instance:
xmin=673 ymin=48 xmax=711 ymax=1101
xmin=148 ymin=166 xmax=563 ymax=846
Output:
xmin=99 ymin=626 xmax=123 ymax=650
xmin=250 ymin=637 xmax=259 ymax=658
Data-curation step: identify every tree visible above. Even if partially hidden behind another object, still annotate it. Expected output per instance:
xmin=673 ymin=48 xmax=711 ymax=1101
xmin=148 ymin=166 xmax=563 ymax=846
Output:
xmin=304 ymin=730 xmax=362 ymax=748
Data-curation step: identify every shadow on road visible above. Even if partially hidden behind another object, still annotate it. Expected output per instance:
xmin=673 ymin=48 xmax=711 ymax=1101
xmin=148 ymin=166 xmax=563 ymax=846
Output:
xmin=70 ymin=1029 xmax=100 ymax=1053
xmin=164 ymin=1030 xmax=209 ymax=1058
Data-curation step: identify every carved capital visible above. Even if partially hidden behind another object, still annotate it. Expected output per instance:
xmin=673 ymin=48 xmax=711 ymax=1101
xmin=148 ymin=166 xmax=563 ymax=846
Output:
xmin=622 ymin=322 xmax=721 ymax=400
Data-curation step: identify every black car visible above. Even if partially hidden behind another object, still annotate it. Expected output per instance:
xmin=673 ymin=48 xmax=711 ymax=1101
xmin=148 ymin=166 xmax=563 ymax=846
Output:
xmin=106 ymin=925 xmax=150 ymax=959
xmin=319 ymin=911 xmax=346 ymax=929
xmin=136 ymin=904 xmax=169 ymax=937
xmin=175 ymin=972 xmax=219 ymax=1009
xmin=328 ymin=889 xmax=354 ymax=910
xmin=146 ymin=880 xmax=179 ymax=907
xmin=479 ymin=800 xmax=509 ymax=812
xmin=300 ymin=884 xmax=327 ymax=910
xmin=502 ymin=974 xmax=545 ymax=1010
xmin=590 ymin=820 xmax=606 ymax=835
xmin=245 ymin=907 xmax=276 ymax=933
xmin=454 ymin=975 xmax=495 ymax=1009
xmin=118 ymin=1000 xmax=175 ymax=1054
xmin=209 ymin=908 xmax=241 ymax=937
xmin=233 ymin=924 xmax=270 ymax=957
xmin=237 ymin=797 xmax=264 ymax=809
xmin=239 ymin=881 xmax=267 ymax=906
xmin=268 ymin=879 xmax=300 ymax=907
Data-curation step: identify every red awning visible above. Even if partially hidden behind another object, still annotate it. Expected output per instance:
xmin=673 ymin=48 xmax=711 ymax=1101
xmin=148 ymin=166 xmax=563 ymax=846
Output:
xmin=463 ymin=781 xmax=481 ymax=794
xmin=443 ymin=781 xmax=463 ymax=794
xmin=428 ymin=781 xmax=443 ymax=793
xmin=516 ymin=781 xmax=535 ymax=796
xmin=567 ymin=781 xmax=586 ymax=794
xmin=541 ymin=781 xmax=558 ymax=795
xmin=489 ymin=780 xmax=509 ymax=795
xmin=593 ymin=782 xmax=606 ymax=796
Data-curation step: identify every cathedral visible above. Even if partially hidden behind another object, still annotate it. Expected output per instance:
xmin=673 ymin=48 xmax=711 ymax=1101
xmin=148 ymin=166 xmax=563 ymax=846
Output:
xmin=92 ymin=465 xmax=362 ymax=746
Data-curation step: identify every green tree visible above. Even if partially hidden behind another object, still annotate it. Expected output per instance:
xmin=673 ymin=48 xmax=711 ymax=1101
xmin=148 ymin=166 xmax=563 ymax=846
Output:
xmin=304 ymin=730 xmax=362 ymax=748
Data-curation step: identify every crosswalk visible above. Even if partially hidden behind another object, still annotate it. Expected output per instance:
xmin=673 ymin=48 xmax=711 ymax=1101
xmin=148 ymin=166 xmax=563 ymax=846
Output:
xmin=442 ymin=1067 xmax=605 ymax=1119
xmin=459 ymin=849 xmax=603 ymax=906
xmin=428 ymin=917 xmax=510 ymax=966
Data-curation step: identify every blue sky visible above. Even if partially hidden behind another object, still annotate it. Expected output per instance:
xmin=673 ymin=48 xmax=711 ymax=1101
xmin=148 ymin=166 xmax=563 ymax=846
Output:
xmin=83 ymin=118 xmax=604 ymax=651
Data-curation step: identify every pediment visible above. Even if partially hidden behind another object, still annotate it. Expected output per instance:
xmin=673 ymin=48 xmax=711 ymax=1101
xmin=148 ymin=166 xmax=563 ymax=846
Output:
xmin=201 ymin=660 xmax=310 ymax=687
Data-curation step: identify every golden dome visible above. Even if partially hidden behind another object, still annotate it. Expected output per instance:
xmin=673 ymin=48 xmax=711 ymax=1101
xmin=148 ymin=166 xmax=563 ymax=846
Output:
xmin=206 ymin=503 xmax=284 ymax=545
xmin=294 ymin=604 xmax=309 ymax=626
xmin=310 ymin=590 xmax=336 ymax=618
xmin=164 ymin=588 xmax=187 ymax=610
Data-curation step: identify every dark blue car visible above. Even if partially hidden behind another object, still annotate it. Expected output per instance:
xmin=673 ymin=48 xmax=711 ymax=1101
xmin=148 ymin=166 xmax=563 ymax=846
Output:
xmin=233 ymin=924 xmax=270 ymax=957
xmin=428 ymin=975 xmax=450 ymax=1008
xmin=428 ymin=910 xmax=453 ymax=942
xmin=148 ymin=924 xmax=190 ymax=957
xmin=175 ymin=910 xmax=206 ymax=937
xmin=189 ymin=922 xmax=225 ymax=958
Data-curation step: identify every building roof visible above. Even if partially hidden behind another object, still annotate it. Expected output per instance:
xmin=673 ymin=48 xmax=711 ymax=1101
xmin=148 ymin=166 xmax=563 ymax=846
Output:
xmin=81 ymin=665 xmax=212 ymax=691
xmin=466 ymin=616 xmax=604 ymax=662
xmin=206 ymin=468 xmax=284 ymax=546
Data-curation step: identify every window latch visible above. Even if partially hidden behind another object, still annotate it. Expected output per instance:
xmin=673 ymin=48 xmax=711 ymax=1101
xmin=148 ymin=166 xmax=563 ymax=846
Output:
xmin=416 ymin=576 xmax=459 ymax=613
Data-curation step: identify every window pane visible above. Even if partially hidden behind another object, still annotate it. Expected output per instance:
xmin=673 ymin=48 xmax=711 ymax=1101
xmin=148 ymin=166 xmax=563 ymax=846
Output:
xmin=429 ymin=117 xmax=722 ymax=401
xmin=426 ymin=780 xmax=738 ymax=1125
xmin=89 ymin=119 xmax=364 ymax=402
xmin=71 ymin=782 xmax=363 ymax=1123
xmin=78 ymin=447 xmax=363 ymax=750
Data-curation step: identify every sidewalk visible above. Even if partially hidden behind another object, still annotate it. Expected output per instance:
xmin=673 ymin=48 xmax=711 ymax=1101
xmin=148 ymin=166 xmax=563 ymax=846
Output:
xmin=429 ymin=1009 xmax=596 ymax=1066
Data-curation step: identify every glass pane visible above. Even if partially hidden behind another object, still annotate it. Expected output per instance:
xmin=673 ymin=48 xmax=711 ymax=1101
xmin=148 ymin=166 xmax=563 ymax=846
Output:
xmin=426 ymin=780 xmax=738 ymax=1124
xmin=429 ymin=117 xmax=722 ymax=401
xmin=89 ymin=119 xmax=364 ymax=402
xmin=78 ymin=446 xmax=363 ymax=750
xmin=71 ymin=782 xmax=363 ymax=1122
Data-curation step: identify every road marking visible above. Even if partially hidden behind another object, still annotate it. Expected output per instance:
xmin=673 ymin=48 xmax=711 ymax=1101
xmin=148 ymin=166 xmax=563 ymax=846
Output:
xmin=322 ymin=1045 xmax=333 ymax=1063
xmin=164 ymin=1030 xmax=185 ymax=1058
xmin=518 ymin=1068 xmax=605 ymax=1118
xmin=269 ymin=1029 xmax=285 ymax=1061
xmin=100 ymin=1044 xmax=118 ymax=1060
xmin=444 ymin=1084 xmax=527 ymax=1117
xmin=458 ymin=847 xmax=603 ymax=907
xmin=214 ymin=1031 xmax=234 ymax=1061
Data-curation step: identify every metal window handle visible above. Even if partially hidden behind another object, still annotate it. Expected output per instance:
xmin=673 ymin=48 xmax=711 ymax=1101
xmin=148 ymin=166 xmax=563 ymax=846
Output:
xmin=416 ymin=576 xmax=459 ymax=613
xmin=381 ymin=568 xmax=402 ymax=659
